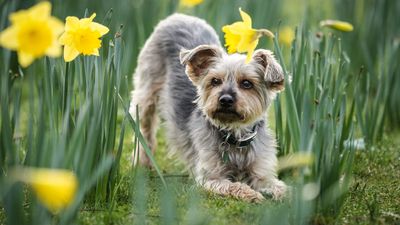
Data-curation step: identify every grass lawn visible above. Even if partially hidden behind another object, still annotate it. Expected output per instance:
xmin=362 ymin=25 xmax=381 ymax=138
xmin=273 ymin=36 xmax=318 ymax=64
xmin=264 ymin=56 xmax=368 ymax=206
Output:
xmin=338 ymin=133 xmax=400 ymax=224
xmin=77 ymin=128 xmax=400 ymax=225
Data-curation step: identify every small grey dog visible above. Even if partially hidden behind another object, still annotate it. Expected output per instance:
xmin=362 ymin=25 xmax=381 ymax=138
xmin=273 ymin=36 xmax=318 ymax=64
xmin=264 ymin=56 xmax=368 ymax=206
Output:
xmin=130 ymin=14 xmax=287 ymax=202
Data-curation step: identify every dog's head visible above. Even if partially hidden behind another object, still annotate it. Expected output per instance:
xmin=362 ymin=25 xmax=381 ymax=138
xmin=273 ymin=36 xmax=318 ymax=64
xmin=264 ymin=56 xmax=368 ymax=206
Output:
xmin=180 ymin=45 xmax=284 ymax=129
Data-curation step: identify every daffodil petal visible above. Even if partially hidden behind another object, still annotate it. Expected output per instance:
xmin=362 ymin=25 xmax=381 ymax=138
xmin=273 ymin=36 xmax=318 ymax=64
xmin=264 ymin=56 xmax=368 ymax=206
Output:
xmin=59 ymin=33 xmax=70 ymax=45
xmin=65 ymin=16 xmax=80 ymax=31
xmin=9 ymin=2 xmax=51 ymax=23
xmin=49 ymin=18 xmax=65 ymax=36
xmin=0 ymin=26 xmax=19 ymax=49
xmin=45 ymin=41 xmax=62 ymax=57
xmin=91 ymin=48 xmax=99 ymax=56
xmin=90 ymin=22 xmax=109 ymax=36
xmin=30 ymin=1 xmax=51 ymax=20
xmin=239 ymin=8 xmax=252 ymax=27
xmin=246 ymin=52 xmax=252 ymax=63
xmin=245 ymin=39 xmax=258 ymax=63
xmin=237 ymin=32 xmax=257 ymax=52
xmin=18 ymin=51 xmax=35 ymax=67
xmin=89 ymin=13 xmax=96 ymax=21
xmin=9 ymin=10 xmax=28 ymax=24
xmin=245 ymin=46 xmax=255 ymax=63
xmin=63 ymin=45 xmax=80 ymax=62
xmin=81 ymin=13 xmax=96 ymax=27
xmin=224 ymin=22 xmax=248 ymax=34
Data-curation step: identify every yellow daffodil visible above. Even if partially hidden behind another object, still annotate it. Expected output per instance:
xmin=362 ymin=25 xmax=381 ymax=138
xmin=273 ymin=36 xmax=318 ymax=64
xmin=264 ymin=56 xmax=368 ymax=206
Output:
xmin=59 ymin=13 xmax=109 ymax=62
xmin=278 ymin=153 xmax=314 ymax=172
xmin=0 ymin=2 xmax=64 ymax=67
xmin=279 ymin=26 xmax=295 ymax=46
xmin=12 ymin=167 xmax=78 ymax=214
xmin=180 ymin=0 xmax=204 ymax=7
xmin=222 ymin=8 xmax=274 ymax=63
xmin=320 ymin=19 xmax=354 ymax=32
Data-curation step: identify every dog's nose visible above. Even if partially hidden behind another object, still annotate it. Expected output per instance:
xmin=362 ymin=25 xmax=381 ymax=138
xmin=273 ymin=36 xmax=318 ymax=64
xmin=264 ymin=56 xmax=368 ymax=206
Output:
xmin=219 ymin=94 xmax=234 ymax=107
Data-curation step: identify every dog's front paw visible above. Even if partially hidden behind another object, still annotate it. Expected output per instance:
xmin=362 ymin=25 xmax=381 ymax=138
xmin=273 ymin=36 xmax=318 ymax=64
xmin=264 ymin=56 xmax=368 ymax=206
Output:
xmin=228 ymin=182 xmax=265 ymax=203
xmin=259 ymin=180 xmax=287 ymax=201
xmin=250 ymin=191 xmax=265 ymax=203
xmin=241 ymin=189 xmax=265 ymax=203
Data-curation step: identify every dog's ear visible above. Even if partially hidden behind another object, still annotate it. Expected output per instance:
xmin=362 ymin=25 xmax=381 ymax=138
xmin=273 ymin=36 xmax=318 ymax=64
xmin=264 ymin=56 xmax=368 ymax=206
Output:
xmin=180 ymin=45 xmax=222 ymax=85
xmin=251 ymin=49 xmax=285 ymax=92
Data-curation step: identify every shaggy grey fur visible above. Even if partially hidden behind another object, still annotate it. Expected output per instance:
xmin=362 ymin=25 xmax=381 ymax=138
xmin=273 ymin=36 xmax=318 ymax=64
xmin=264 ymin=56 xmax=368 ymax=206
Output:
xmin=130 ymin=14 xmax=287 ymax=202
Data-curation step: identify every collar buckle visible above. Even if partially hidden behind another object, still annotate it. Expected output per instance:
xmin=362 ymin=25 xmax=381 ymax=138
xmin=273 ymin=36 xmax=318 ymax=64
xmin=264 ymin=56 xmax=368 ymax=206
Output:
xmin=220 ymin=124 xmax=258 ymax=148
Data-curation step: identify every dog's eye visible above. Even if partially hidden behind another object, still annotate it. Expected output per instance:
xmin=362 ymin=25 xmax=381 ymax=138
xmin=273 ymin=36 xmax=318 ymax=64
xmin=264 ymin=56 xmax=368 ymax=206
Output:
xmin=240 ymin=80 xmax=253 ymax=89
xmin=211 ymin=78 xmax=222 ymax=86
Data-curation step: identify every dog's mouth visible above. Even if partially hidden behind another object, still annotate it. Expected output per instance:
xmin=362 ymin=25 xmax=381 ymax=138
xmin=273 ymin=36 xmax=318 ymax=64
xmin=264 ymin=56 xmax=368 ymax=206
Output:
xmin=213 ymin=109 xmax=245 ymax=122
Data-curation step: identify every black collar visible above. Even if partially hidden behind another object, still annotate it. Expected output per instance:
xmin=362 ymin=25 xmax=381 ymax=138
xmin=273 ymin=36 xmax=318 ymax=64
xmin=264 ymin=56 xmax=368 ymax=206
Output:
xmin=220 ymin=123 xmax=259 ymax=148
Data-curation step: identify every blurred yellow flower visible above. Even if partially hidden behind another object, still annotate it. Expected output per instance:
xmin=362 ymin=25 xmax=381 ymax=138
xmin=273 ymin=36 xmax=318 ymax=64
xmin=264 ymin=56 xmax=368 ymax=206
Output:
xmin=180 ymin=0 xmax=204 ymax=7
xmin=0 ymin=2 xmax=64 ymax=67
xmin=320 ymin=19 xmax=354 ymax=32
xmin=279 ymin=26 xmax=295 ymax=46
xmin=278 ymin=153 xmax=314 ymax=172
xmin=13 ymin=168 xmax=78 ymax=214
xmin=222 ymin=8 xmax=274 ymax=63
xmin=59 ymin=13 xmax=109 ymax=62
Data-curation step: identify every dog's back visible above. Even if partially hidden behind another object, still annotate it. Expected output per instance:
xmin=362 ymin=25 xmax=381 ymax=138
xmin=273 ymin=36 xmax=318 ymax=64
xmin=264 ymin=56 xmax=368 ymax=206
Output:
xmin=130 ymin=14 xmax=221 ymax=165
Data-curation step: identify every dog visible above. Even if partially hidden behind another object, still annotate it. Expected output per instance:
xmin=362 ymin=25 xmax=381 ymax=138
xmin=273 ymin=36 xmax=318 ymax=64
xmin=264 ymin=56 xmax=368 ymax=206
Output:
xmin=130 ymin=13 xmax=287 ymax=202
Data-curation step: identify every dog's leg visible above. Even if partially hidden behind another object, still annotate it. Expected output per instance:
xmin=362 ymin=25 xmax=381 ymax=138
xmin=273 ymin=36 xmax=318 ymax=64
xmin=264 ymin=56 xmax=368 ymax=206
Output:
xmin=248 ymin=153 xmax=287 ymax=200
xmin=130 ymin=86 xmax=159 ymax=167
xmin=251 ymin=177 xmax=287 ymax=201
xmin=130 ymin=38 xmax=166 ymax=168
xmin=192 ymin=148 xmax=264 ymax=203
xmin=201 ymin=179 xmax=265 ymax=203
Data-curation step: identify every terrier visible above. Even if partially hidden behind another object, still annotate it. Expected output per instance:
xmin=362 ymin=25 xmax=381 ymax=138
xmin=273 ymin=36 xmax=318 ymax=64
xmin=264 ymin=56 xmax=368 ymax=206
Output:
xmin=130 ymin=13 xmax=287 ymax=202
